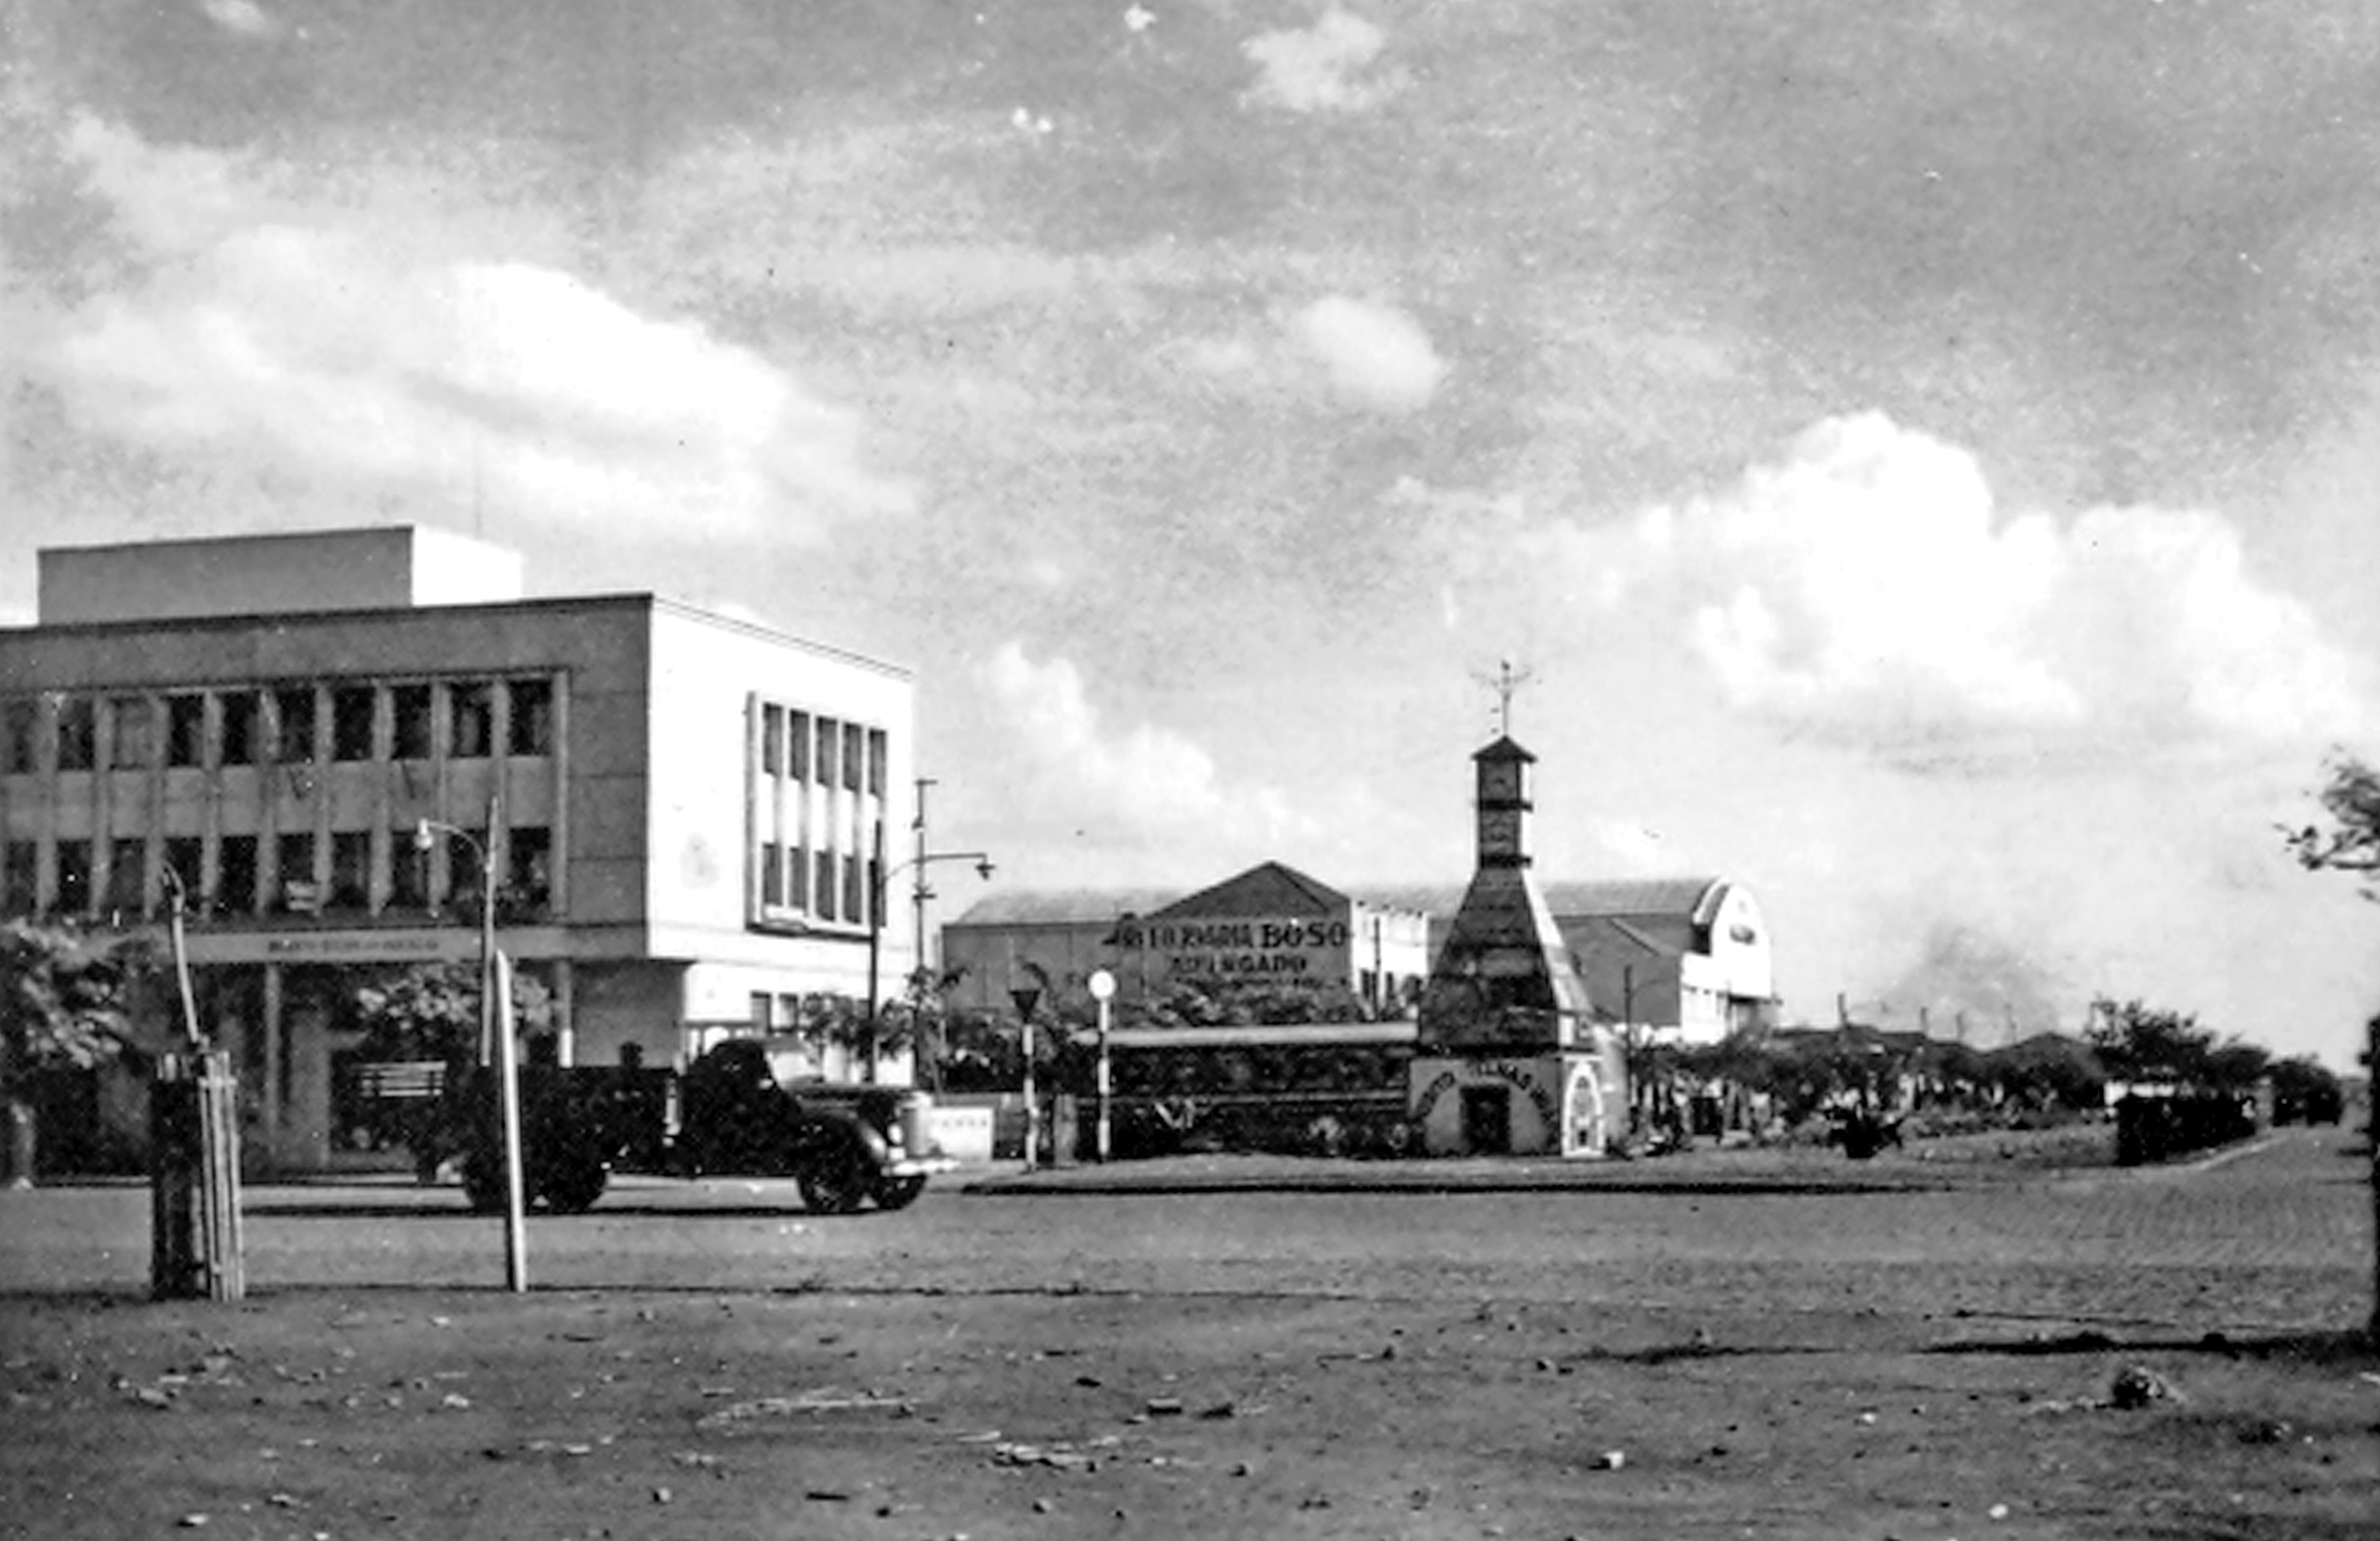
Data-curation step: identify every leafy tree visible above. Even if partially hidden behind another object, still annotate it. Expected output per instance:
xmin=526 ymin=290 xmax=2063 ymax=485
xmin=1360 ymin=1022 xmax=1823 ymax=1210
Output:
xmin=1 ymin=920 xmax=157 ymax=1185
xmin=352 ymin=961 xmax=554 ymax=1063
xmin=2285 ymin=751 xmax=2380 ymax=896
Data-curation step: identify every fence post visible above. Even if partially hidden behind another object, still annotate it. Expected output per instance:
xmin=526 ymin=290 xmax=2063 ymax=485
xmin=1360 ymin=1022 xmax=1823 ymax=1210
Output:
xmin=150 ymin=1050 xmax=244 ymax=1302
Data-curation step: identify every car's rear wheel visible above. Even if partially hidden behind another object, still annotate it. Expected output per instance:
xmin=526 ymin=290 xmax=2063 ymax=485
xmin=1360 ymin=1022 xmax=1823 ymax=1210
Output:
xmin=798 ymin=1152 xmax=872 ymax=1215
xmin=460 ymin=1152 xmax=505 ymax=1214
xmin=872 ymin=1175 xmax=928 ymax=1212
xmin=539 ymin=1156 xmax=609 ymax=1214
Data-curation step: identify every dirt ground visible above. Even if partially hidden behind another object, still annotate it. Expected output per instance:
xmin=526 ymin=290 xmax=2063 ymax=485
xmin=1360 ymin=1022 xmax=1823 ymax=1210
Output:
xmin=3 ymin=1278 xmax=2376 ymax=1540
xmin=4 ymin=1122 xmax=2376 ymax=1540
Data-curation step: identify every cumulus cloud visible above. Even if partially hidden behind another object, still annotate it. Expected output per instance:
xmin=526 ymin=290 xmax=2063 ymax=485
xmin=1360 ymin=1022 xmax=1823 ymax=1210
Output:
xmin=981 ymin=641 xmax=1312 ymax=840
xmin=1524 ymin=412 xmax=2363 ymax=767
xmin=1164 ymin=294 xmax=1445 ymax=414
xmin=35 ymin=118 xmax=910 ymax=540
xmin=1289 ymin=295 xmax=1446 ymax=413
xmin=198 ymin=0 xmax=284 ymax=40
xmin=1242 ymin=7 xmax=1405 ymax=113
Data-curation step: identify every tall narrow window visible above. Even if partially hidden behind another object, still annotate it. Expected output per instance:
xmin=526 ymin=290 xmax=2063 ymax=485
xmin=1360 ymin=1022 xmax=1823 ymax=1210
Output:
xmin=761 ymin=703 xmax=784 ymax=775
xmin=450 ymin=683 xmax=493 ymax=759
xmin=108 ymin=697 xmax=154 ymax=770
xmin=508 ymin=679 xmax=554 ymax=756
xmin=331 ymin=686 xmax=377 ymax=761
xmin=162 ymin=838 xmax=202 ymax=910
xmin=215 ymin=836 xmax=257 ymax=916
xmin=219 ymin=693 xmax=260 ymax=765
xmin=55 ymin=697 xmax=94 ymax=771
xmin=506 ymin=826 xmax=552 ymax=915
xmin=277 ymin=833 xmax=317 ymax=912
xmin=1 ymin=699 xmax=39 ymax=774
xmin=2 ymin=842 xmax=36 ymax=915
xmin=165 ymin=694 xmax=206 ymax=768
xmin=446 ymin=829 xmax=488 ymax=910
xmin=273 ymin=687 xmax=317 ymax=763
xmin=789 ymin=711 xmax=811 ymax=780
xmin=391 ymin=684 xmax=434 ymax=760
xmin=867 ymin=728 xmax=887 ymax=798
xmin=106 ymin=838 xmax=146 ymax=915
xmin=761 ymin=841 xmax=784 ymax=906
xmin=389 ymin=823 xmax=430 ymax=911
xmin=842 ymin=721 xmax=864 ymax=791
xmin=54 ymin=840 xmax=90 ymax=915
xmin=328 ymin=830 xmax=372 ymax=911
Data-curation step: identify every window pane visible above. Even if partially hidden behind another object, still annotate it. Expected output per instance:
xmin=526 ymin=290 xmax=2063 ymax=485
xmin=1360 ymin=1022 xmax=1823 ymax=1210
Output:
xmin=109 ymin=698 xmax=154 ymax=770
xmin=842 ymin=723 xmax=864 ymax=791
xmin=450 ymin=683 xmax=492 ymax=759
xmin=274 ymin=687 xmax=317 ymax=763
xmin=761 ymin=840 xmax=783 ymax=906
xmin=277 ymin=833 xmax=317 ymax=912
xmin=2 ymin=699 xmax=40 ymax=773
xmin=328 ymin=830 xmax=371 ymax=910
xmin=506 ymin=826 xmax=552 ymax=914
xmin=389 ymin=824 xmax=430 ymax=910
xmin=508 ymin=679 xmax=554 ymax=757
xmin=163 ymin=838 xmax=202 ymax=909
xmin=215 ymin=836 xmax=257 ymax=916
xmin=106 ymin=838 xmax=146 ymax=914
xmin=391 ymin=685 xmax=434 ymax=760
xmin=166 ymin=695 xmax=206 ymax=768
xmin=761 ymin=703 xmax=783 ymax=775
xmin=219 ymin=693 xmax=259 ymax=766
xmin=55 ymin=839 xmax=90 ymax=914
xmin=789 ymin=848 xmax=810 ymax=914
xmin=790 ymin=711 xmax=811 ymax=780
xmin=55 ymin=697 xmax=94 ymax=771
xmin=332 ymin=686 xmax=377 ymax=761
xmin=867 ymin=729 xmax=887 ymax=798
xmin=3 ymin=842 xmax=37 ymax=915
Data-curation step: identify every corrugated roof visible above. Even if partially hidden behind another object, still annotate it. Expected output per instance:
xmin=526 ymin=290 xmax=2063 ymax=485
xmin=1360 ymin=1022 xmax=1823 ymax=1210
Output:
xmin=945 ymin=888 xmax=1182 ymax=927
xmin=952 ymin=874 xmax=1735 ymax=929
xmin=1152 ymin=861 xmax=1348 ymax=919
xmin=1369 ymin=876 xmax=1727 ymax=922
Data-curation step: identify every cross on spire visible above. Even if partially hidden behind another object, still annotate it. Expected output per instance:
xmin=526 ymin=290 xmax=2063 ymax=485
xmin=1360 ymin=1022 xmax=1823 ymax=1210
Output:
xmin=1478 ymin=657 xmax=1535 ymax=737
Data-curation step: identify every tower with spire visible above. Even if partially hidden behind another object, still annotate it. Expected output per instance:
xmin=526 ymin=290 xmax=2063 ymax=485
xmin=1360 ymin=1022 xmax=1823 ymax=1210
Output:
xmin=1407 ymin=701 xmax=1629 ymax=1156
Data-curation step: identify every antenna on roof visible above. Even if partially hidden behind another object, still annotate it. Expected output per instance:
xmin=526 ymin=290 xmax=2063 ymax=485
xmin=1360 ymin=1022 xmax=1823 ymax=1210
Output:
xmin=1472 ymin=657 xmax=1536 ymax=738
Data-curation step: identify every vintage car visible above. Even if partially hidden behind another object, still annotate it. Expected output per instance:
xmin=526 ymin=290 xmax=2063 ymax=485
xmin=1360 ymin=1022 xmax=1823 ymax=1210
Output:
xmin=435 ymin=1039 xmax=955 ymax=1214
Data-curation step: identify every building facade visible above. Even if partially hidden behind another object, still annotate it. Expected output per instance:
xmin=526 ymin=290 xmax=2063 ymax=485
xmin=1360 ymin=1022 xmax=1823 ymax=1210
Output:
xmin=0 ymin=527 xmax=916 ymax=1171
xmin=940 ymin=862 xmax=1432 ymax=1020
xmin=1375 ymin=876 xmax=1777 ymax=1048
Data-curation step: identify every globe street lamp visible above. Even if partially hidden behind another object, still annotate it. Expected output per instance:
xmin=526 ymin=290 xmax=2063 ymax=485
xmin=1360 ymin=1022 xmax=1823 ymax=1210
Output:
xmin=415 ymin=800 xmax=526 ymax=1293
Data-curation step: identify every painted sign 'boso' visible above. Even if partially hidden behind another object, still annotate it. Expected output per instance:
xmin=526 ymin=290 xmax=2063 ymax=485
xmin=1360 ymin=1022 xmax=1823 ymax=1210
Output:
xmin=1112 ymin=917 xmax=1351 ymax=981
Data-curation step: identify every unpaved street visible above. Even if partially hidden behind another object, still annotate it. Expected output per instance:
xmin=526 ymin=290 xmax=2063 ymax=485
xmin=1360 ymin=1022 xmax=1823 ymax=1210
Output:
xmin=0 ymin=1127 xmax=2373 ymax=1540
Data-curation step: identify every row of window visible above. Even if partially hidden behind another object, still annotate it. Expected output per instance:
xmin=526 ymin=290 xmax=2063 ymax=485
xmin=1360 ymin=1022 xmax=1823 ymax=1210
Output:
xmin=0 ymin=677 xmax=555 ymax=776
xmin=0 ymin=826 xmax=552 ymax=923
xmin=751 ymin=699 xmax=888 ymax=932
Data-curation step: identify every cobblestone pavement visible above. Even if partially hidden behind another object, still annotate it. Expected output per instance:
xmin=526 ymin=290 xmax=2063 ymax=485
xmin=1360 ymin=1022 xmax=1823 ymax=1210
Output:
xmin=1 ymin=1125 xmax=2367 ymax=1337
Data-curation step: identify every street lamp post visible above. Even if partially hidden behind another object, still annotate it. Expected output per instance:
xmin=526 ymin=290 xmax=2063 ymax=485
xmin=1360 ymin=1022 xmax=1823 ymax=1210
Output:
xmin=864 ymin=840 xmax=993 ymax=1085
xmin=416 ymin=798 xmax=526 ymax=1293
xmin=1088 ymin=968 xmax=1116 ymax=1163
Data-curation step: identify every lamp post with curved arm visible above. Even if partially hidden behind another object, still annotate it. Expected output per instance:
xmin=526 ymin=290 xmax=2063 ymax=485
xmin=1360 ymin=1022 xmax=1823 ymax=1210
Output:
xmin=415 ymin=798 xmax=526 ymax=1293
xmin=863 ymin=830 xmax=993 ymax=1085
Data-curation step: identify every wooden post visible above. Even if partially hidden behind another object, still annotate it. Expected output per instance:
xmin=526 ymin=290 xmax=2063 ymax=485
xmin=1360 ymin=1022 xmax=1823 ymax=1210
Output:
xmin=150 ymin=1049 xmax=244 ymax=1301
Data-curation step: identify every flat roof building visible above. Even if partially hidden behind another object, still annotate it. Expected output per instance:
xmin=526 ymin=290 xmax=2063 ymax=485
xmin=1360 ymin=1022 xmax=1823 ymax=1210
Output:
xmin=1 ymin=526 xmax=916 ymax=1172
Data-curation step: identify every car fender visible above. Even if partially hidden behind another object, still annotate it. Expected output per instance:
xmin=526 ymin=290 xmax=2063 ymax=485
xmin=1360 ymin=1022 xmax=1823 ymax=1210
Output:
xmin=799 ymin=1105 xmax=891 ymax=1170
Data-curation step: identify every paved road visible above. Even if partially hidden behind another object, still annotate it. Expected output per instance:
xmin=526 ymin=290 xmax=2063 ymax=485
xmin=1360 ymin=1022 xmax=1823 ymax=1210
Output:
xmin=1 ymin=1125 xmax=2367 ymax=1337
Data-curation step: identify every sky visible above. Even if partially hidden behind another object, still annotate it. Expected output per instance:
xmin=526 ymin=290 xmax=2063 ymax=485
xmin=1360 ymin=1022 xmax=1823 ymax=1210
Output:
xmin=5 ymin=1 xmax=2379 ymax=1067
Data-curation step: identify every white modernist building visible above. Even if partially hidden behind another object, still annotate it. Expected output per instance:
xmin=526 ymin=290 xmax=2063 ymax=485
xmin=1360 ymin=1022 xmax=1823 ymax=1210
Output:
xmin=0 ymin=526 xmax=917 ymax=1171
